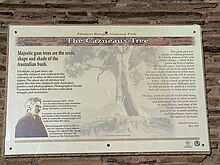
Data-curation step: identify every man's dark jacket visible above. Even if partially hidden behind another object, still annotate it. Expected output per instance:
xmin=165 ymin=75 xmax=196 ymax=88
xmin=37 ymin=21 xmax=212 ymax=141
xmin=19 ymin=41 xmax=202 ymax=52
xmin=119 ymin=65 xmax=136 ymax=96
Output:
xmin=15 ymin=113 xmax=48 ymax=138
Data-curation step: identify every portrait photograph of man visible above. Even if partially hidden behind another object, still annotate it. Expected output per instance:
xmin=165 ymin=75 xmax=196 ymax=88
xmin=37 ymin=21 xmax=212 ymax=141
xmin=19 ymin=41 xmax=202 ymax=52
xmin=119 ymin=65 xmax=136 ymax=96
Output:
xmin=15 ymin=97 xmax=48 ymax=138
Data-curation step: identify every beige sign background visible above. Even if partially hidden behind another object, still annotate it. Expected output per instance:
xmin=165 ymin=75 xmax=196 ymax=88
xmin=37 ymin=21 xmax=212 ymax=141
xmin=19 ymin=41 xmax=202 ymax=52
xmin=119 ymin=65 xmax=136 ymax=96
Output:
xmin=5 ymin=25 xmax=209 ymax=155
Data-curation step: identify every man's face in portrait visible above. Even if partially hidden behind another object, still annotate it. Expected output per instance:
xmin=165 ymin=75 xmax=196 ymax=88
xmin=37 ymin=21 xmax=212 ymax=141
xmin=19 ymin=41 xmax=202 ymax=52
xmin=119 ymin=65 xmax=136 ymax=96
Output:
xmin=29 ymin=101 xmax=41 ymax=115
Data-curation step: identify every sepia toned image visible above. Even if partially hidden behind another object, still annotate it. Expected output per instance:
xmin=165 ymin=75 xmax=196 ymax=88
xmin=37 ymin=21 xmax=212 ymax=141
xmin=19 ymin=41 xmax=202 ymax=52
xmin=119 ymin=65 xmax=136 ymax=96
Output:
xmin=64 ymin=46 xmax=174 ymax=138
xmin=15 ymin=97 xmax=48 ymax=138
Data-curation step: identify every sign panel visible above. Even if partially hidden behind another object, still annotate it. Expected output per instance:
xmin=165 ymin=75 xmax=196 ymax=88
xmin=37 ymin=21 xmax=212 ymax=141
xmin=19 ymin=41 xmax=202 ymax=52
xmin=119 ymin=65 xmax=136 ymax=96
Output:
xmin=5 ymin=25 xmax=210 ymax=155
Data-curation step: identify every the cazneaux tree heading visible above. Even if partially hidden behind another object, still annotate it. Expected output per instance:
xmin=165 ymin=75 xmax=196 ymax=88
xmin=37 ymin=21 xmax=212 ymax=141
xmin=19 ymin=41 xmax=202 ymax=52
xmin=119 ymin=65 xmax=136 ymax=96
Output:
xmin=64 ymin=46 xmax=158 ymax=117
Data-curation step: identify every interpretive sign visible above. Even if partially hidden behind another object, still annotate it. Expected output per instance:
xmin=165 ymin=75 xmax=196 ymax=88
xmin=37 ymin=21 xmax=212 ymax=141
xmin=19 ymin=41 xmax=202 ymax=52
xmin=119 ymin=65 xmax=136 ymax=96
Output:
xmin=5 ymin=25 xmax=210 ymax=155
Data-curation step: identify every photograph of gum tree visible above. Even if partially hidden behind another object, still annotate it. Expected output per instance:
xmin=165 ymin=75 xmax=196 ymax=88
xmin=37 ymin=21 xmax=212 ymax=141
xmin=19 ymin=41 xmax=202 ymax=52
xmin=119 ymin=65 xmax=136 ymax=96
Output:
xmin=64 ymin=46 xmax=173 ymax=137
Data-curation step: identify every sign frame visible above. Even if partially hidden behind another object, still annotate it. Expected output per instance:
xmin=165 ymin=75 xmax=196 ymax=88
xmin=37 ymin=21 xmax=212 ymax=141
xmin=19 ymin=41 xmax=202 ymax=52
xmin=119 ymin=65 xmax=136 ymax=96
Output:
xmin=5 ymin=25 xmax=210 ymax=155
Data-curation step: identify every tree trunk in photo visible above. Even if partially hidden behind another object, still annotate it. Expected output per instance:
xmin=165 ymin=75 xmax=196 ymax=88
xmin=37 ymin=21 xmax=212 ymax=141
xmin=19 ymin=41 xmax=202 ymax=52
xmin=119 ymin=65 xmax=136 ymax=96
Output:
xmin=114 ymin=54 xmax=128 ymax=116
xmin=121 ymin=65 xmax=139 ymax=116
xmin=113 ymin=50 xmax=139 ymax=117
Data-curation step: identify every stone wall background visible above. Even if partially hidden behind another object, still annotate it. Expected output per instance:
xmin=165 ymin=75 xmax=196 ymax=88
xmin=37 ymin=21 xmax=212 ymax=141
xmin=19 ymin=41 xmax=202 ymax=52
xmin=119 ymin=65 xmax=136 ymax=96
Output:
xmin=0 ymin=0 xmax=220 ymax=164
